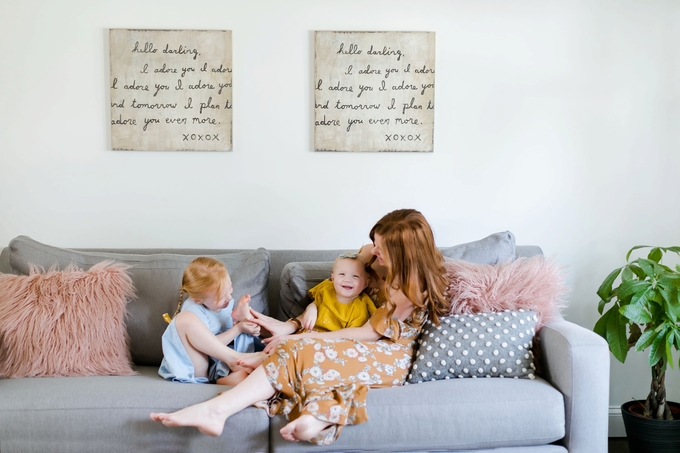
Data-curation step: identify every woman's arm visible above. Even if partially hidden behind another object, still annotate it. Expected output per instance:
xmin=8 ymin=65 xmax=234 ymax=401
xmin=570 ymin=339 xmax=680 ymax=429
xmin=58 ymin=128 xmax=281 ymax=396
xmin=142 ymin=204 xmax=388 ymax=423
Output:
xmin=249 ymin=309 xmax=298 ymax=337
xmin=262 ymin=321 xmax=381 ymax=354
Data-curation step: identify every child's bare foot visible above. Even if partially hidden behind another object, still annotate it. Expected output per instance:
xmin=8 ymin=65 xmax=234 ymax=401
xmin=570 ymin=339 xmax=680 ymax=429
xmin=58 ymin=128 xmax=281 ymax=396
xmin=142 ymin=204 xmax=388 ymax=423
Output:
xmin=150 ymin=401 xmax=228 ymax=437
xmin=237 ymin=351 xmax=268 ymax=370
xmin=280 ymin=414 xmax=332 ymax=442
xmin=232 ymin=294 xmax=251 ymax=323
xmin=226 ymin=360 xmax=253 ymax=375
xmin=215 ymin=369 xmax=249 ymax=386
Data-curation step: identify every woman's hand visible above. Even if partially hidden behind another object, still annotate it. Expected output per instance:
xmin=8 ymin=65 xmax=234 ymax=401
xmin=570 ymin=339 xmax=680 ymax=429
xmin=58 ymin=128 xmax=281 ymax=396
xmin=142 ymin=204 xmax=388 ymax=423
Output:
xmin=261 ymin=334 xmax=299 ymax=354
xmin=249 ymin=309 xmax=297 ymax=338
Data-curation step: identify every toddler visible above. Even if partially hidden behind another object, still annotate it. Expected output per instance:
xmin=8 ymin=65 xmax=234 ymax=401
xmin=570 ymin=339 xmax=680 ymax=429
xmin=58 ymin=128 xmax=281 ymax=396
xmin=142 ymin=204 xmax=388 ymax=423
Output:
xmin=297 ymin=252 xmax=376 ymax=332
xmin=159 ymin=257 xmax=262 ymax=385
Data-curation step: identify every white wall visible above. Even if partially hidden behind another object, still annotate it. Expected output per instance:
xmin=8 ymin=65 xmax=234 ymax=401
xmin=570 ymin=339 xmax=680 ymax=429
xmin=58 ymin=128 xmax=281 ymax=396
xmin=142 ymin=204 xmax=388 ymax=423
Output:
xmin=1 ymin=0 xmax=679 ymax=434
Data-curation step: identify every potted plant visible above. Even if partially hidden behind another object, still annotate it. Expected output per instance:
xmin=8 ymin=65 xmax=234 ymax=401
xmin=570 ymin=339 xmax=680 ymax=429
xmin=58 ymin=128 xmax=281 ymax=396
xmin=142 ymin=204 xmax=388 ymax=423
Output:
xmin=595 ymin=245 xmax=680 ymax=452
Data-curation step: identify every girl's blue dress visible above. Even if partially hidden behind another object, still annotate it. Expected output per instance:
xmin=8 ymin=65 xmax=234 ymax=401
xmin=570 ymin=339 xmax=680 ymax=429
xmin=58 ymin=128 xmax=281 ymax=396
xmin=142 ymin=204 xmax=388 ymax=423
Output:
xmin=158 ymin=297 xmax=259 ymax=383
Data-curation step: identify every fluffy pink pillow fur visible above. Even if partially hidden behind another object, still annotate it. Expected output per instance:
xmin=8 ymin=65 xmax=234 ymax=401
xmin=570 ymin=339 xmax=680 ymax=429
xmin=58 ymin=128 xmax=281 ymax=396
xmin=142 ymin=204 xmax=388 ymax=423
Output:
xmin=445 ymin=256 xmax=567 ymax=331
xmin=0 ymin=261 xmax=136 ymax=378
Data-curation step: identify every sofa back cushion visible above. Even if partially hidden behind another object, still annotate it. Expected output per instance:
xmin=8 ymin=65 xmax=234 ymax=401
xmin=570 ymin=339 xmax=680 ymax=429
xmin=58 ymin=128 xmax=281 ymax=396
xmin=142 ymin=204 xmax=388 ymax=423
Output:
xmin=7 ymin=236 xmax=270 ymax=366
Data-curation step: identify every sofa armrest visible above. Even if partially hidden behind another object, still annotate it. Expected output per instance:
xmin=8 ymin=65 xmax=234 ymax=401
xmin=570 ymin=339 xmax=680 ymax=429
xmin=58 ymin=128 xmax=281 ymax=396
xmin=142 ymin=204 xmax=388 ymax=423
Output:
xmin=539 ymin=319 xmax=609 ymax=453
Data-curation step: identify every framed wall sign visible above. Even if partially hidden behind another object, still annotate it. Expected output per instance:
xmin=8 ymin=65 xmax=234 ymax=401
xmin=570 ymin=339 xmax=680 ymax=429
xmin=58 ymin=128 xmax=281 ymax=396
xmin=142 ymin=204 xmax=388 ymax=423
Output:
xmin=314 ymin=31 xmax=435 ymax=152
xmin=109 ymin=29 xmax=232 ymax=151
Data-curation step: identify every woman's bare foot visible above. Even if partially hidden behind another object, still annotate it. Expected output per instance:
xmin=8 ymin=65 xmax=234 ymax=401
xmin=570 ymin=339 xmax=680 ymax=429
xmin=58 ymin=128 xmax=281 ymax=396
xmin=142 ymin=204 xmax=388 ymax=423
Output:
xmin=232 ymin=294 xmax=251 ymax=323
xmin=237 ymin=351 xmax=268 ymax=370
xmin=150 ymin=400 xmax=228 ymax=437
xmin=280 ymin=414 xmax=332 ymax=442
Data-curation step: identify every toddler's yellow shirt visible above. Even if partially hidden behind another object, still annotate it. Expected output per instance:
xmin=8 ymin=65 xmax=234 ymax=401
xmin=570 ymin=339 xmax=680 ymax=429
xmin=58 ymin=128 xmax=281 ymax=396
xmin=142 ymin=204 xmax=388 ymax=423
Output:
xmin=308 ymin=280 xmax=377 ymax=332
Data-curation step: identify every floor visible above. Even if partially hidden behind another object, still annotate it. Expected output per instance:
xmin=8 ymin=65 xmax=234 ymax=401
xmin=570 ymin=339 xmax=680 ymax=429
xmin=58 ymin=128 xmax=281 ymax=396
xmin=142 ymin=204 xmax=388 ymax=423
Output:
xmin=608 ymin=437 xmax=629 ymax=453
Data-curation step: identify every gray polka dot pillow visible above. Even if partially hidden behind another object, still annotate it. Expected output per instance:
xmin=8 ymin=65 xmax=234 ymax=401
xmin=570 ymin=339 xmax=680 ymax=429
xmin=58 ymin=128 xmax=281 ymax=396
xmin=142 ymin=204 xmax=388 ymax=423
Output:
xmin=407 ymin=310 xmax=537 ymax=383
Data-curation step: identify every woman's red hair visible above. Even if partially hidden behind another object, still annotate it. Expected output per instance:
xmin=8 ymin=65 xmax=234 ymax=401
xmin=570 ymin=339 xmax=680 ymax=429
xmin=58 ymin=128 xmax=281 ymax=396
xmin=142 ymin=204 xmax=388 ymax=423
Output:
xmin=370 ymin=209 xmax=448 ymax=325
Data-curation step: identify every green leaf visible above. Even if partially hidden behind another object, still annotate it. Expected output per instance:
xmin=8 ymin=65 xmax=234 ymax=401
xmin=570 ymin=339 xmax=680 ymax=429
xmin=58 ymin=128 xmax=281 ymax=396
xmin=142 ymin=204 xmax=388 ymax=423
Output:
xmin=658 ymin=284 xmax=680 ymax=323
xmin=650 ymin=290 xmax=665 ymax=306
xmin=597 ymin=298 xmax=607 ymax=315
xmin=649 ymin=247 xmax=663 ymax=263
xmin=637 ymin=259 xmax=658 ymax=279
xmin=593 ymin=308 xmax=610 ymax=338
xmin=635 ymin=329 xmax=657 ymax=351
xmin=597 ymin=267 xmax=622 ymax=301
xmin=627 ymin=245 xmax=652 ymax=262
xmin=621 ymin=266 xmax=633 ymax=282
xmin=630 ymin=287 xmax=651 ymax=307
xmin=666 ymin=332 xmax=674 ymax=370
xmin=666 ymin=246 xmax=680 ymax=254
xmin=617 ymin=280 xmax=652 ymax=301
xmin=649 ymin=330 xmax=667 ymax=367
xmin=606 ymin=305 xmax=629 ymax=362
xmin=630 ymin=264 xmax=647 ymax=280
xmin=620 ymin=304 xmax=652 ymax=323
xmin=649 ymin=297 xmax=666 ymax=318
xmin=647 ymin=247 xmax=663 ymax=263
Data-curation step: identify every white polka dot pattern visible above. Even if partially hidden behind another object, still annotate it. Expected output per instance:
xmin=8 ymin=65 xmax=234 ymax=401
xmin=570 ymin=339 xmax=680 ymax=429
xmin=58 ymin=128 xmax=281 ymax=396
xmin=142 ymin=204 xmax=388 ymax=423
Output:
xmin=406 ymin=310 xmax=537 ymax=383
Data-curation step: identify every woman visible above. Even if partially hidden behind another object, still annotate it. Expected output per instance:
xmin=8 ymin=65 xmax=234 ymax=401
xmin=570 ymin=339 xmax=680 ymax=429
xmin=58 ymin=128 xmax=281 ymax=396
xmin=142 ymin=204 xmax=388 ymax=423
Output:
xmin=150 ymin=209 xmax=449 ymax=445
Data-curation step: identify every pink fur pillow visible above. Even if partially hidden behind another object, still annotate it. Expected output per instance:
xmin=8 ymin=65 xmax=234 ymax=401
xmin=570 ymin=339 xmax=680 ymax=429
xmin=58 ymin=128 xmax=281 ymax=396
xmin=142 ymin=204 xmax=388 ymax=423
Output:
xmin=0 ymin=261 xmax=136 ymax=378
xmin=445 ymin=256 xmax=567 ymax=331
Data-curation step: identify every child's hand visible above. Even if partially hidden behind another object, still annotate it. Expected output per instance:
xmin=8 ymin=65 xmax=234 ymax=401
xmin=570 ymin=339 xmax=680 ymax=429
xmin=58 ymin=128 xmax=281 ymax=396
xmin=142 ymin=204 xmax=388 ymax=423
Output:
xmin=238 ymin=320 xmax=261 ymax=336
xmin=302 ymin=311 xmax=316 ymax=331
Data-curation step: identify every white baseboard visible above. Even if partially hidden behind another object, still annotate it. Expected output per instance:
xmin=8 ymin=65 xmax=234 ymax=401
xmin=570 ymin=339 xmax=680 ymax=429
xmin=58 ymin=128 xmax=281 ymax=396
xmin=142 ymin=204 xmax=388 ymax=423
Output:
xmin=609 ymin=406 xmax=626 ymax=437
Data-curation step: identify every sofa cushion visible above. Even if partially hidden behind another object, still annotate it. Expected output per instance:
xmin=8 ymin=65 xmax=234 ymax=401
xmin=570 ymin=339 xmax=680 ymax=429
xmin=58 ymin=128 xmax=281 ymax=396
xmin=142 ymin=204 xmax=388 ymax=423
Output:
xmin=7 ymin=236 xmax=270 ymax=366
xmin=0 ymin=366 xmax=269 ymax=453
xmin=445 ymin=255 xmax=567 ymax=331
xmin=279 ymin=261 xmax=333 ymax=318
xmin=407 ymin=310 xmax=537 ymax=384
xmin=441 ymin=230 xmax=516 ymax=264
xmin=279 ymin=231 xmax=517 ymax=319
xmin=270 ymin=377 xmax=565 ymax=452
xmin=0 ymin=261 xmax=136 ymax=378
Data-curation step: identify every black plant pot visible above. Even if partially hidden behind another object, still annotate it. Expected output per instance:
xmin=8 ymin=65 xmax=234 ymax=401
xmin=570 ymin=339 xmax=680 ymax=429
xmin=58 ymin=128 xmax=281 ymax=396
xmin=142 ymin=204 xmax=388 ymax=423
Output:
xmin=621 ymin=400 xmax=680 ymax=453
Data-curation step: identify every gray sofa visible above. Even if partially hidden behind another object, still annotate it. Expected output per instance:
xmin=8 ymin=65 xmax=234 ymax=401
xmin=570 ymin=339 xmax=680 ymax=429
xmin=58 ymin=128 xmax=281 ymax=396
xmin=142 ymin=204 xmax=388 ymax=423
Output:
xmin=0 ymin=234 xmax=610 ymax=453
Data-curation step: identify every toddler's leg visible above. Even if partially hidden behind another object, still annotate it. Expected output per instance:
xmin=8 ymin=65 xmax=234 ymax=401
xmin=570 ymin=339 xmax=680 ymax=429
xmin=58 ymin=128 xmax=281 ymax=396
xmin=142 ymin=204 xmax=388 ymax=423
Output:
xmin=215 ymin=369 xmax=249 ymax=386
xmin=175 ymin=311 xmax=253 ymax=377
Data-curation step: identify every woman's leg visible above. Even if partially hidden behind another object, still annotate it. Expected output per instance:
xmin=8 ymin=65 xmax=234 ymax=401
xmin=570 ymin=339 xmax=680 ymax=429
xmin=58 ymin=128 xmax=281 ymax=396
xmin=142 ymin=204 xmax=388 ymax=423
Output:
xmin=174 ymin=311 xmax=252 ymax=376
xmin=150 ymin=366 xmax=275 ymax=436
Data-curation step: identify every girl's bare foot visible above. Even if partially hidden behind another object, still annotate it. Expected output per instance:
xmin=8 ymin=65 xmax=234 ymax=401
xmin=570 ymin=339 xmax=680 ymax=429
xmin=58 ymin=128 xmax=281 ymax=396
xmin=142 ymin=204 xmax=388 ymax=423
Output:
xmin=225 ymin=350 xmax=260 ymax=374
xmin=232 ymin=295 xmax=251 ymax=323
xmin=280 ymin=414 xmax=332 ymax=442
xmin=237 ymin=351 xmax=268 ymax=370
xmin=150 ymin=401 xmax=228 ymax=437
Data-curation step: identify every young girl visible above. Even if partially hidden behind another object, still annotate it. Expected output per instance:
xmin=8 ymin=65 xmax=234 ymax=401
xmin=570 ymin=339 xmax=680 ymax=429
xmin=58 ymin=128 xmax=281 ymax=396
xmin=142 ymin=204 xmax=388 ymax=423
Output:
xmin=151 ymin=209 xmax=449 ymax=445
xmin=158 ymin=257 xmax=263 ymax=386
xmin=297 ymin=252 xmax=376 ymax=332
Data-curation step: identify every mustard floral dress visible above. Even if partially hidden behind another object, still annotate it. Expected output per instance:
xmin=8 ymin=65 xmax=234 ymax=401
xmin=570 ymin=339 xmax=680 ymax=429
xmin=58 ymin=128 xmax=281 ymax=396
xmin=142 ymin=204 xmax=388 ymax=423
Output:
xmin=258 ymin=305 xmax=427 ymax=445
